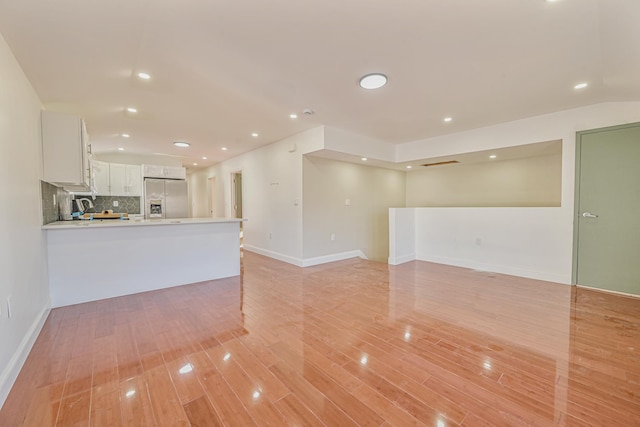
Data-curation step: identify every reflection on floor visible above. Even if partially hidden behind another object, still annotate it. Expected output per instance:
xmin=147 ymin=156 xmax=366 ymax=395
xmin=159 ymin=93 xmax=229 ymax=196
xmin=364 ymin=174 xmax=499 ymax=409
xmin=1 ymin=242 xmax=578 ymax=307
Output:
xmin=1 ymin=251 xmax=639 ymax=426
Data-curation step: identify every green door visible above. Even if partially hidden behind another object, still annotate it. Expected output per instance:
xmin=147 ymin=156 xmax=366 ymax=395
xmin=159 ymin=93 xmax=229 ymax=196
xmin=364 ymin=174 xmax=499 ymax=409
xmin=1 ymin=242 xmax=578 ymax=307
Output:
xmin=575 ymin=123 xmax=640 ymax=295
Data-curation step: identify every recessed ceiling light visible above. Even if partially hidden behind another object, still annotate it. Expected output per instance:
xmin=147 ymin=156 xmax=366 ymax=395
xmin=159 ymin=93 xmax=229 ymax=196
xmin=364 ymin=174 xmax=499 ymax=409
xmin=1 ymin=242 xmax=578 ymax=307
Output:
xmin=193 ymin=163 xmax=198 ymax=166
xmin=202 ymin=156 xmax=207 ymax=160
xmin=221 ymin=147 xmax=228 ymax=151
xmin=173 ymin=141 xmax=190 ymax=148
xmin=289 ymin=113 xmax=298 ymax=119
xmin=359 ymin=73 xmax=388 ymax=90
xmin=489 ymin=154 xmax=497 ymax=159
xmin=126 ymin=107 xmax=137 ymax=113
xmin=443 ymin=117 xmax=453 ymax=122
xmin=117 ymin=147 xmax=124 ymax=151
xmin=574 ymin=82 xmax=588 ymax=89
xmin=137 ymin=72 xmax=151 ymax=80
xmin=406 ymin=165 xmax=412 ymax=169
xmin=251 ymin=132 xmax=259 ymax=137
xmin=121 ymin=133 xmax=130 ymax=138
xmin=361 ymin=157 xmax=368 ymax=161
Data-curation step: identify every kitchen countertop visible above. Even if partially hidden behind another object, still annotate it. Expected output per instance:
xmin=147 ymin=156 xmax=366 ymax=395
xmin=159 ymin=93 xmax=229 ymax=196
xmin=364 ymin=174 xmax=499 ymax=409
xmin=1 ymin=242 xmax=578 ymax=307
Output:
xmin=43 ymin=217 xmax=245 ymax=230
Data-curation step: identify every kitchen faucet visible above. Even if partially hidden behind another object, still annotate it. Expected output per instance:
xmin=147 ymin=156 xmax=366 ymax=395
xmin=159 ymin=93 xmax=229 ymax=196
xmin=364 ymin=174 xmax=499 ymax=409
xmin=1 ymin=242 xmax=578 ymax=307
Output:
xmin=75 ymin=198 xmax=94 ymax=213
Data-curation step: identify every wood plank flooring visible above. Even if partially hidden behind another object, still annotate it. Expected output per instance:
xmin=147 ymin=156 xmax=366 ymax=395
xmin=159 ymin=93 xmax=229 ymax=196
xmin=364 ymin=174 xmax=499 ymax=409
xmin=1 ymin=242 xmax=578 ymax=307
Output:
xmin=1 ymin=251 xmax=639 ymax=426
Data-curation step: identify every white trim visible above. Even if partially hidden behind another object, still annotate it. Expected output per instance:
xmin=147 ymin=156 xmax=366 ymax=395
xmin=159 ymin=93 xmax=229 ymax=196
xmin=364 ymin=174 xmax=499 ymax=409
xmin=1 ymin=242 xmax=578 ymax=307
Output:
xmin=0 ymin=301 xmax=51 ymax=409
xmin=415 ymin=253 xmax=569 ymax=284
xmin=388 ymin=253 xmax=415 ymax=265
xmin=301 ymin=250 xmax=367 ymax=267
xmin=243 ymin=246 xmax=367 ymax=268
xmin=577 ymin=284 xmax=640 ymax=299
xmin=243 ymin=245 xmax=304 ymax=267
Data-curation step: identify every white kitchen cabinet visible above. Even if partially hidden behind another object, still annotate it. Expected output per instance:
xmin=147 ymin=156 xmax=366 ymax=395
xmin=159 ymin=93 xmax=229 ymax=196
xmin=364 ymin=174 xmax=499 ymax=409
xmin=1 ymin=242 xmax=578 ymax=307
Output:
xmin=110 ymin=164 xmax=142 ymax=196
xmin=96 ymin=162 xmax=143 ymax=196
xmin=92 ymin=160 xmax=110 ymax=196
xmin=142 ymin=164 xmax=186 ymax=179
xmin=41 ymin=110 xmax=92 ymax=191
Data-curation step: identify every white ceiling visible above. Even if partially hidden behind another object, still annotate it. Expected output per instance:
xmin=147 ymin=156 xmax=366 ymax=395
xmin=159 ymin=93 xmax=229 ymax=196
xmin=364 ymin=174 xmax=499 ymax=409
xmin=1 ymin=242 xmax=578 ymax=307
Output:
xmin=1 ymin=0 xmax=639 ymax=169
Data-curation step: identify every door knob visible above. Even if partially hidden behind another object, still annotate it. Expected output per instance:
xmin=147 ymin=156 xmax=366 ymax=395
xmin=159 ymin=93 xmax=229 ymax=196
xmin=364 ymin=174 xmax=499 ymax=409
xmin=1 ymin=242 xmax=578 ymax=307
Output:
xmin=582 ymin=212 xmax=598 ymax=218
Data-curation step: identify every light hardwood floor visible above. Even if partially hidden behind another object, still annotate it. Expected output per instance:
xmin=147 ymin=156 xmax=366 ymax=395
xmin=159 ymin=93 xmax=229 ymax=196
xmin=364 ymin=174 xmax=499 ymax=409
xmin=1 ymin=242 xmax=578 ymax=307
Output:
xmin=1 ymin=251 xmax=639 ymax=426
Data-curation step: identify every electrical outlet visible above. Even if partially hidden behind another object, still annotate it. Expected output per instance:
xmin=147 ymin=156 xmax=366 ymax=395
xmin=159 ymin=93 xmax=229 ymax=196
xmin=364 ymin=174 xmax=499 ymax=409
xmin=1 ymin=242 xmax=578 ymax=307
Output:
xmin=113 ymin=200 xmax=119 ymax=207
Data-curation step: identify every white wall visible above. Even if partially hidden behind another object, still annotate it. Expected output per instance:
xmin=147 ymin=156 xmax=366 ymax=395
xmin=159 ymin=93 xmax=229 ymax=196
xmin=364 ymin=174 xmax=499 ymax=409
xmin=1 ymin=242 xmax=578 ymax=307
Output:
xmin=0 ymin=34 xmax=51 ymax=408
xmin=406 ymin=153 xmax=562 ymax=207
xmin=324 ymin=126 xmax=396 ymax=161
xmin=394 ymin=102 xmax=640 ymax=283
xmin=95 ymin=152 xmax=183 ymax=167
xmin=206 ymin=127 xmax=325 ymax=265
xmin=303 ymin=156 xmax=406 ymax=263
xmin=187 ymin=169 xmax=210 ymax=218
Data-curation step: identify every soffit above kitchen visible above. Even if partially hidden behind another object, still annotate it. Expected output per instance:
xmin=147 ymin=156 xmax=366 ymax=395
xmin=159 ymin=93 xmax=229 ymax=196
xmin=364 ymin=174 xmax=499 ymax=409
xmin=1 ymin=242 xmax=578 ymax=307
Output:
xmin=0 ymin=0 xmax=638 ymax=168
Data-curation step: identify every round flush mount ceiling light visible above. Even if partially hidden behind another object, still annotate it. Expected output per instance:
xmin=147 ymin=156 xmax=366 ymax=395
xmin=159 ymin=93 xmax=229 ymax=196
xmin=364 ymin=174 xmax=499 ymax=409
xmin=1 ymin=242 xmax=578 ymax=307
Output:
xmin=359 ymin=73 xmax=388 ymax=90
xmin=173 ymin=141 xmax=190 ymax=148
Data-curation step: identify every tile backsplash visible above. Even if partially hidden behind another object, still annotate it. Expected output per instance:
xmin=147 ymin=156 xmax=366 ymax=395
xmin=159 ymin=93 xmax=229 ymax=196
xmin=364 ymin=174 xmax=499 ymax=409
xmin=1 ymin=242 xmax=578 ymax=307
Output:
xmin=41 ymin=181 xmax=69 ymax=224
xmin=78 ymin=195 xmax=141 ymax=214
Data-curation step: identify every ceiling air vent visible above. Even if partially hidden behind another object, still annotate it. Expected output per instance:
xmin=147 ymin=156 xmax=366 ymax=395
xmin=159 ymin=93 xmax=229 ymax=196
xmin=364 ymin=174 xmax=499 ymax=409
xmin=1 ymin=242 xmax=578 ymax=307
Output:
xmin=421 ymin=160 xmax=460 ymax=167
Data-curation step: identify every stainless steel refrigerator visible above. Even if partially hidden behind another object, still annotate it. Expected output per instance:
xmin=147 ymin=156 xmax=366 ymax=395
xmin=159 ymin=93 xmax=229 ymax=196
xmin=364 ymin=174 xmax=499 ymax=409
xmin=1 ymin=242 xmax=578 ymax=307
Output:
xmin=144 ymin=178 xmax=188 ymax=219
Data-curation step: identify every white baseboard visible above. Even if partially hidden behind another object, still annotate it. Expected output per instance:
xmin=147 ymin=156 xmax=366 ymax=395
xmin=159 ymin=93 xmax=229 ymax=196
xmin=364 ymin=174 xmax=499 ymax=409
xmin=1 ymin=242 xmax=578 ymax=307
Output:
xmin=388 ymin=253 xmax=415 ymax=265
xmin=243 ymin=246 xmax=367 ymax=268
xmin=415 ymin=253 xmax=570 ymax=284
xmin=0 ymin=301 xmax=51 ymax=409
xmin=301 ymin=250 xmax=367 ymax=267
xmin=243 ymin=245 xmax=304 ymax=267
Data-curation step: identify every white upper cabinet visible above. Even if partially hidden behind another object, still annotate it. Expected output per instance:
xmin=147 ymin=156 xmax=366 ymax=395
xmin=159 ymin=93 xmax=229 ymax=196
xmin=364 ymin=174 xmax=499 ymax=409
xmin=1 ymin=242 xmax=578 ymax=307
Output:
xmin=95 ymin=162 xmax=142 ymax=196
xmin=110 ymin=164 xmax=142 ymax=196
xmin=142 ymin=164 xmax=186 ymax=180
xmin=41 ymin=111 xmax=92 ymax=191
xmin=92 ymin=160 xmax=110 ymax=195
xmin=126 ymin=164 xmax=142 ymax=196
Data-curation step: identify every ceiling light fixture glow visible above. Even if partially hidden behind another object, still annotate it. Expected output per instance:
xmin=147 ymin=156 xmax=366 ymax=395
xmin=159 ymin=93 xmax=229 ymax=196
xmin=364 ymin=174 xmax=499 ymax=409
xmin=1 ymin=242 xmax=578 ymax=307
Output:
xmin=443 ymin=117 xmax=453 ymax=122
xmin=289 ymin=113 xmax=298 ymax=119
xmin=202 ymin=156 xmax=207 ymax=160
xmin=117 ymin=147 xmax=124 ymax=151
xmin=251 ymin=132 xmax=259 ymax=137
xmin=406 ymin=165 xmax=412 ymax=169
xmin=126 ymin=107 xmax=137 ymax=113
xmin=193 ymin=163 xmax=198 ymax=166
xmin=137 ymin=72 xmax=151 ymax=80
xmin=359 ymin=73 xmax=388 ymax=90
xmin=489 ymin=155 xmax=497 ymax=159
xmin=122 ymin=133 xmax=130 ymax=138
xmin=574 ymin=82 xmax=588 ymax=89
xmin=361 ymin=157 xmax=368 ymax=161
xmin=221 ymin=147 xmax=228 ymax=151
xmin=173 ymin=141 xmax=190 ymax=148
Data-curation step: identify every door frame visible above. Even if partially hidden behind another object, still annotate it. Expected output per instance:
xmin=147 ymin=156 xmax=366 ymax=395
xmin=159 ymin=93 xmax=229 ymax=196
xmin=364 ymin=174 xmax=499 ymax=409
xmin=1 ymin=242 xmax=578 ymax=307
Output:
xmin=572 ymin=121 xmax=640 ymax=285
xmin=230 ymin=170 xmax=243 ymax=219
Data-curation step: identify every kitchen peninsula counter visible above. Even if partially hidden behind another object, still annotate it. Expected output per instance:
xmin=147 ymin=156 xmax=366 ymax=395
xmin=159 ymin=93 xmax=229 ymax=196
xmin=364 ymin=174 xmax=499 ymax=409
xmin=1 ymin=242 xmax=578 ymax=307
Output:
xmin=44 ymin=218 xmax=244 ymax=307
